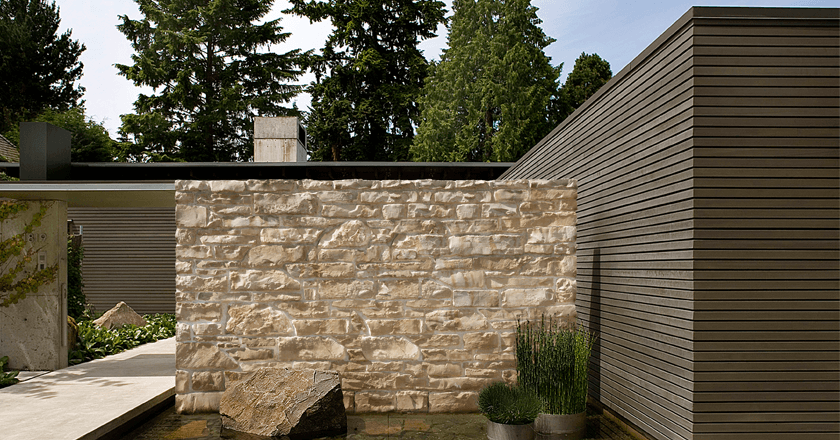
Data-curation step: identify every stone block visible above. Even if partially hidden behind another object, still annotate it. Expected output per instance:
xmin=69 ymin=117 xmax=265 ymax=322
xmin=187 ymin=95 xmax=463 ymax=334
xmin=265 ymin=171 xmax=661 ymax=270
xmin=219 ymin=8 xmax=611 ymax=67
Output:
xmin=245 ymin=245 xmax=305 ymax=266
xmin=355 ymin=391 xmax=395 ymax=413
xmin=377 ymin=280 xmax=419 ymax=299
xmin=254 ymin=193 xmax=316 ymax=215
xmin=192 ymin=371 xmax=225 ymax=391
xmin=448 ymin=235 xmax=522 ymax=255
xmin=453 ymin=290 xmax=499 ymax=307
xmin=230 ymin=270 xmax=300 ymax=291
xmin=320 ymin=220 xmax=372 ymax=248
xmin=177 ymin=205 xmax=207 ymax=227
xmin=429 ymin=392 xmax=479 ymax=413
xmin=226 ymin=304 xmax=292 ymax=336
xmin=295 ymin=319 xmax=350 ymax=335
xmin=277 ymin=337 xmax=347 ymax=361
xmin=319 ymin=280 xmax=375 ymax=299
xmin=425 ymin=310 xmax=489 ymax=332
xmin=176 ymin=392 xmax=223 ymax=413
xmin=367 ymin=319 xmax=423 ymax=336
xmin=260 ymin=227 xmax=321 ymax=244
xmin=286 ymin=262 xmax=355 ymax=278
xmin=177 ymin=303 xmax=222 ymax=322
xmin=176 ymin=343 xmax=238 ymax=370
xmin=501 ymin=288 xmax=556 ymax=307
xmin=396 ymin=391 xmax=429 ymax=412
xmin=227 ymin=348 xmax=275 ymax=361
xmin=463 ymin=332 xmax=500 ymax=352
xmin=360 ymin=337 xmax=420 ymax=361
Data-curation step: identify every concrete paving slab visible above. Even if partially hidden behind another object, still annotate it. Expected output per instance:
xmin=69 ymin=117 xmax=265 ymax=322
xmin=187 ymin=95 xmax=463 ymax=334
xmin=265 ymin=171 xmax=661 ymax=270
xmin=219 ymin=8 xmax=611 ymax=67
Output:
xmin=0 ymin=337 xmax=175 ymax=440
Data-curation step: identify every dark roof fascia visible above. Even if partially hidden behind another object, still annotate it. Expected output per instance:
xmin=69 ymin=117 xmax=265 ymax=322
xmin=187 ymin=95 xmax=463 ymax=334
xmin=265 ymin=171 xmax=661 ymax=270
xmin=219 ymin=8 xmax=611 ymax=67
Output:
xmin=499 ymin=6 xmax=840 ymax=179
xmin=63 ymin=161 xmax=514 ymax=181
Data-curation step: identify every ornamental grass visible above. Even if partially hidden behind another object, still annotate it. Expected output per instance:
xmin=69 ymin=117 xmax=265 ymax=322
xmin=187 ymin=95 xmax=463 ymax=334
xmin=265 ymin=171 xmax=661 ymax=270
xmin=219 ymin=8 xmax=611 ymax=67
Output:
xmin=478 ymin=381 xmax=543 ymax=425
xmin=515 ymin=315 xmax=595 ymax=415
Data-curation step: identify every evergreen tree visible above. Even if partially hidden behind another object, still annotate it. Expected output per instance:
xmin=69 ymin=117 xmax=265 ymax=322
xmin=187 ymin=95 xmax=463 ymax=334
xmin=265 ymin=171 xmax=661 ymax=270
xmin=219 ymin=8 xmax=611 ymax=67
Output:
xmin=3 ymin=107 xmax=116 ymax=162
xmin=563 ymin=52 xmax=612 ymax=111
xmin=116 ymin=0 xmax=304 ymax=162
xmin=411 ymin=0 xmax=559 ymax=162
xmin=288 ymin=0 xmax=446 ymax=161
xmin=550 ymin=52 xmax=612 ymax=127
xmin=0 ymin=0 xmax=85 ymax=136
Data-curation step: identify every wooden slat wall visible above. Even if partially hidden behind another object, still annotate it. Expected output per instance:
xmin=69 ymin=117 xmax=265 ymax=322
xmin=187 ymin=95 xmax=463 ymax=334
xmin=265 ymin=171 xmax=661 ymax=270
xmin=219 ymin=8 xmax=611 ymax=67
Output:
xmin=500 ymin=6 xmax=839 ymax=440
xmin=501 ymin=11 xmax=699 ymax=440
xmin=67 ymin=207 xmax=176 ymax=314
xmin=690 ymin=14 xmax=840 ymax=440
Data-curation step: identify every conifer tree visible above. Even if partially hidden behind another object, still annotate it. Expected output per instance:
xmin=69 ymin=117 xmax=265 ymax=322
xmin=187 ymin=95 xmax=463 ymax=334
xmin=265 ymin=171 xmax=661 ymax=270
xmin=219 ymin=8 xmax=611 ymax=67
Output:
xmin=549 ymin=52 xmax=613 ymax=127
xmin=411 ymin=0 xmax=559 ymax=162
xmin=0 ymin=0 xmax=85 ymax=136
xmin=116 ymin=0 xmax=304 ymax=162
xmin=288 ymin=0 xmax=446 ymax=161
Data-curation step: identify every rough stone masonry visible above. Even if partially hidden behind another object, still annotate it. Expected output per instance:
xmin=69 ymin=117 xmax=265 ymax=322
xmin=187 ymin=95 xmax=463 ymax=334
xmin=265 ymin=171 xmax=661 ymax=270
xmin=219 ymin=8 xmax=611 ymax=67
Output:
xmin=175 ymin=179 xmax=577 ymax=414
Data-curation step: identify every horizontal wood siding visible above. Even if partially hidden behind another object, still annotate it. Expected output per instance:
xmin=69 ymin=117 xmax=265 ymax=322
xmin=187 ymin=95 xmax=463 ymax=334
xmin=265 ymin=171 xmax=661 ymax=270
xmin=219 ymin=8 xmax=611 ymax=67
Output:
xmin=690 ymin=14 xmax=840 ymax=440
xmin=67 ymin=208 xmax=176 ymax=314
xmin=501 ymin=13 xmax=698 ymax=440
xmin=501 ymin=6 xmax=839 ymax=440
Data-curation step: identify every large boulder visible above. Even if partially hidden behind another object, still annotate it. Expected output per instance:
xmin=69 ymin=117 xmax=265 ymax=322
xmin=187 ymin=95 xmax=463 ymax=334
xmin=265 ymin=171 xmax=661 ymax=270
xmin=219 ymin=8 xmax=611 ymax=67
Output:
xmin=93 ymin=302 xmax=147 ymax=330
xmin=220 ymin=367 xmax=347 ymax=439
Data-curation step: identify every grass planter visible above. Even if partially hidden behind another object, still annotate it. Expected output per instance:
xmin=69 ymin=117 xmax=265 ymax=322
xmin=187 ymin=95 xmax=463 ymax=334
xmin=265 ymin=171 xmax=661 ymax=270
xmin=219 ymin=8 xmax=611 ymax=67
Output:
xmin=479 ymin=381 xmax=542 ymax=440
xmin=516 ymin=316 xmax=595 ymax=440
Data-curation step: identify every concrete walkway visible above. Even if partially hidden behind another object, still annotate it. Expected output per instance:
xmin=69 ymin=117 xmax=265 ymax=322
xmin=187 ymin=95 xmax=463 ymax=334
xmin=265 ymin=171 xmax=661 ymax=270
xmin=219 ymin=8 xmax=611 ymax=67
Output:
xmin=0 ymin=337 xmax=175 ymax=440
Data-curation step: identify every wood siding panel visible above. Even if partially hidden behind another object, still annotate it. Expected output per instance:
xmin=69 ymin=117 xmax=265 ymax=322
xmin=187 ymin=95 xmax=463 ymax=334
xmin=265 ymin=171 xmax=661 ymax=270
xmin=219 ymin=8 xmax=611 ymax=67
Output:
xmin=67 ymin=207 xmax=176 ymax=314
xmin=691 ymin=14 xmax=840 ymax=439
xmin=501 ymin=7 xmax=839 ymax=440
xmin=501 ymin=10 xmax=699 ymax=440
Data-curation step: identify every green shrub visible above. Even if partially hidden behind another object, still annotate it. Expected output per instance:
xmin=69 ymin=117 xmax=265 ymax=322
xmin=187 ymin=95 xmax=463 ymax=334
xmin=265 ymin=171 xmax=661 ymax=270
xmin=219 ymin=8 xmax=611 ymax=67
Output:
xmin=516 ymin=315 xmax=595 ymax=415
xmin=0 ymin=355 xmax=19 ymax=388
xmin=66 ymin=237 xmax=85 ymax=320
xmin=479 ymin=381 xmax=543 ymax=425
xmin=69 ymin=313 xmax=176 ymax=365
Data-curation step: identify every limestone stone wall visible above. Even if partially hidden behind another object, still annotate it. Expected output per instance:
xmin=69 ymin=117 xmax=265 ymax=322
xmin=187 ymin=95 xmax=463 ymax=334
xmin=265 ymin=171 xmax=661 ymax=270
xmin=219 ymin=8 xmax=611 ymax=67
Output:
xmin=175 ymin=179 xmax=576 ymax=414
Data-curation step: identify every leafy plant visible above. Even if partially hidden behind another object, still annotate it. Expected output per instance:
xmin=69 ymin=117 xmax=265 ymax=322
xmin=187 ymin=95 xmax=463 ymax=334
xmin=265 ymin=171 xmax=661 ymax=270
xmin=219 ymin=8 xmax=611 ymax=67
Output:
xmin=69 ymin=313 xmax=175 ymax=365
xmin=67 ymin=236 xmax=85 ymax=320
xmin=0 ymin=355 xmax=20 ymax=388
xmin=0 ymin=201 xmax=59 ymax=307
xmin=516 ymin=315 xmax=595 ymax=415
xmin=478 ymin=381 xmax=543 ymax=425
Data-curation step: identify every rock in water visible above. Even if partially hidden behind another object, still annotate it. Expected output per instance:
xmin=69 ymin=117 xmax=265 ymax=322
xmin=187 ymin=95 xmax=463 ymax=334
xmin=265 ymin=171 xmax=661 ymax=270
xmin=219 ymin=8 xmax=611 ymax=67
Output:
xmin=93 ymin=301 xmax=147 ymax=330
xmin=220 ymin=367 xmax=347 ymax=439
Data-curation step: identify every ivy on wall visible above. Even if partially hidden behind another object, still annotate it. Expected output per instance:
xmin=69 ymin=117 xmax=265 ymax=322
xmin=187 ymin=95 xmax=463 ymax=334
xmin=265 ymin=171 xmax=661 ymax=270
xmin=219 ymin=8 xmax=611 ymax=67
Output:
xmin=0 ymin=200 xmax=59 ymax=307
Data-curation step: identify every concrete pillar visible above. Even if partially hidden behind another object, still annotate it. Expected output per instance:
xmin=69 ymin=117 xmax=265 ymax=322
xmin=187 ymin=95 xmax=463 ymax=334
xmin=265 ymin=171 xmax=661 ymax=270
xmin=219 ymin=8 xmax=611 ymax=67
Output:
xmin=0 ymin=200 xmax=68 ymax=370
xmin=254 ymin=117 xmax=307 ymax=162
xmin=20 ymin=122 xmax=71 ymax=180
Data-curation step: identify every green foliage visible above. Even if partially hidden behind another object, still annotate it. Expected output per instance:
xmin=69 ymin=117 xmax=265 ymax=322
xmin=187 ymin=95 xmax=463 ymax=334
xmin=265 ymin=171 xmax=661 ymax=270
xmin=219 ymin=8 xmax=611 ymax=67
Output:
xmin=69 ymin=313 xmax=176 ymax=365
xmin=0 ymin=0 xmax=85 ymax=136
xmin=0 ymin=355 xmax=20 ymax=388
xmin=411 ymin=0 xmax=559 ymax=162
xmin=550 ymin=52 xmax=612 ymax=127
xmin=0 ymin=172 xmax=18 ymax=181
xmin=478 ymin=381 xmax=542 ymax=425
xmin=516 ymin=316 xmax=595 ymax=415
xmin=3 ymin=107 xmax=116 ymax=162
xmin=0 ymin=201 xmax=59 ymax=307
xmin=67 ymin=237 xmax=85 ymax=320
xmin=116 ymin=0 xmax=304 ymax=162
xmin=288 ymin=0 xmax=446 ymax=161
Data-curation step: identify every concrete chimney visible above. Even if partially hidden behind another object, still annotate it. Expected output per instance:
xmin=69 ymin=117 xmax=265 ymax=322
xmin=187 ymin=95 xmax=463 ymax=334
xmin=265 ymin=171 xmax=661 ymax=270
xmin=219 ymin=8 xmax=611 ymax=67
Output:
xmin=253 ymin=117 xmax=307 ymax=162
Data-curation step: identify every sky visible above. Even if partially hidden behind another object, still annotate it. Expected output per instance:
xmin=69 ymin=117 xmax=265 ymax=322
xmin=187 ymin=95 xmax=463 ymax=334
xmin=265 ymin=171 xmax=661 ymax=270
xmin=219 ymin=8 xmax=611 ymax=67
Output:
xmin=52 ymin=0 xmax=839 ymax=137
